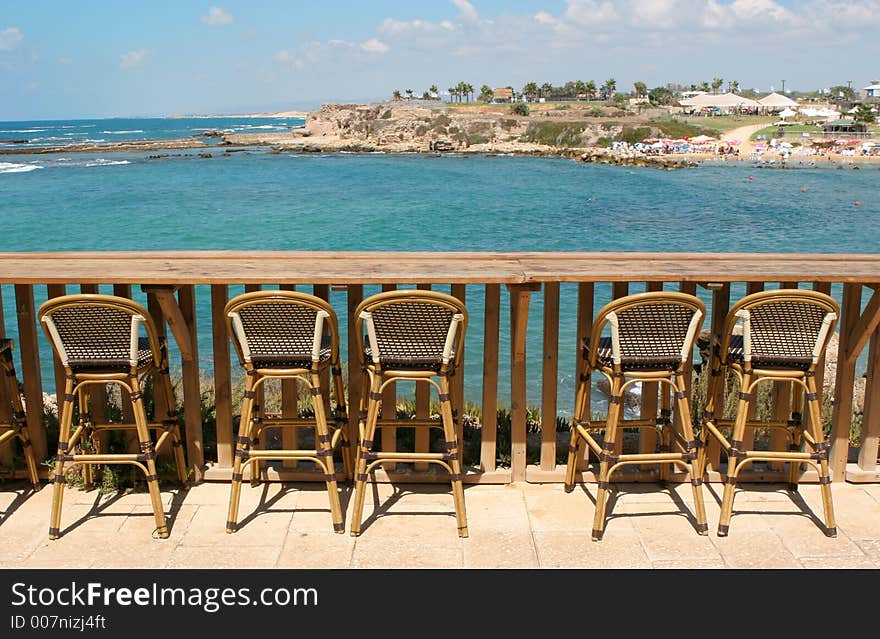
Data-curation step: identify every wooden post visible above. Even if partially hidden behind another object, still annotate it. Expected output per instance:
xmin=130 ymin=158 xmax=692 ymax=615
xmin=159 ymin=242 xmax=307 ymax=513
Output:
xmin=575 ymin=283 xmax=594 ymax=472
xmin=540 ymin=282 xmax=560 ymax=471
xmin=0 ymin=289 xmax=11 ymax=468
xmin=830 ymin=283 xmax=861 ymax=480
xmin=858 ymin=325 xmax=880 ymax=472
xmin=811 ymin=282 xmax=832 ymax=425
xmin=347 ymin=285 xmax=364 ymax=457
xmin=278 ymin=284 xmax=300 ymax=469
xmin=380 ymin=284 xmax=397 ymax=471
xmin=480 ymin=284 xmax=500 ymax=473
xmin=14 ymin=285 xmax=46 ymax=464
xmin=640 ymin=282 xmax=663 ymax=468
xmin=211 ymin=285 xmax=234 ymax=467
xmin=451 ymin=283 xmax=467 ymax=456
xmin=742 ymin=282 xmax=765 ymax=453
xmin=145 ymin=293 xmax=171 ymax=433
xmin=508 ymin=284 xmax=536 ymax=482
xmin=708 ymin=284 xmax=730 ymax=474
xmin=415 ymin=284 xmax=432 ymax=472
xmin=178 ymin=285 xmax=205 ymax=481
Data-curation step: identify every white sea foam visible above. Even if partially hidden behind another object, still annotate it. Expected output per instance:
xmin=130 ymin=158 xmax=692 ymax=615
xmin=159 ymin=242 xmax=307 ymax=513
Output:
xmin=82 ymin=159 xmax=131 ymax=167
xmin=0 ymin=162 xmax=42 ymax=174
xmin=101 ymin=130 xmax=144 ymax=134
xmin=0 ymin=128 xmax=46 ymax=133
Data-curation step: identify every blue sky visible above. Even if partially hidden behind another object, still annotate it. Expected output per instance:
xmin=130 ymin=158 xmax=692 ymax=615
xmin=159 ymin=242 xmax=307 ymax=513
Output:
xmin=0 ymin=0 xmax=875 ymax=119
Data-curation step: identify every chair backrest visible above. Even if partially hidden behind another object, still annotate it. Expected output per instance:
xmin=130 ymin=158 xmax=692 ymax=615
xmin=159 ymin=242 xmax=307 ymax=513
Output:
xmin=723 ymin=289 xmax=838 ymax=368
xmin=589 ymin=291 xmax=705 ymax=370
xmin=355 ymin=290 xmax=467 ymax=370
xmin=225 ymin=290 xmax=339 ymax=367
xmin=39 ymin=294 xmax=159 ymax=370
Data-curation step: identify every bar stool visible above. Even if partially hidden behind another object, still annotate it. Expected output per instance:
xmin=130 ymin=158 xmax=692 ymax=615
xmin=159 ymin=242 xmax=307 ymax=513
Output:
xmin=565 ymin=291 xmax=707 ymax=541
xmin=349 ymin=290 xmax=468 ymax=538
xmin=0 ymin=339 xmax=41 ymax=490
xmin=39 ymin=294 xmax=188 ymax=539
xmin=698 ymin=289 xmax=838 ymax=537
xmin=225 ymin=290 xmax=350 ymax=534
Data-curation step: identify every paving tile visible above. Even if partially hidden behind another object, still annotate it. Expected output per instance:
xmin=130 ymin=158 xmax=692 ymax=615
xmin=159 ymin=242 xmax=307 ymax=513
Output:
xmin=853 ymin=540 xmax=880 ymax=567
xmin=798 ymin=555 xmax=877 ymax=569
xmin=532 ymin=529 xmax=651 ymax=568
xmin=24 ymin=532 xmax=122 ymax=568
xmin=351 ymin=516 xmax=463 ymax=568
xmin=710 ymin=530 xmax=802 ymax=569
xmin=462 ymin=529 xmax=538 ymax=568
xmin=625 ymin=503 xmax=721 ymax=563
xmin=179 ymin=504 xmax=293 ymax=547
xmin=166 ymin=545 xmax=280 ymax=568
xmin=117 ymin=504 xmax=198 ymax=539
xmin=277 ymin=531 xmax=354 ymax=568
xmin=652 ymin=558 xmax=727 ymax=568
xmin=521 ymin=484 xmax=596 ymax=532
xmin=765 ymin=514 xmax=865 ymax=559
xmin=90 ymin=537 xmax=181 ymax=568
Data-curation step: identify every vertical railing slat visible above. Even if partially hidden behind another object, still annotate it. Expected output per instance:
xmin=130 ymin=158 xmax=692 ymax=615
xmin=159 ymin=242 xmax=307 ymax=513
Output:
xmin=742 ymin=282 xmax=765 ymax=454
xmin=280 ymin=284 xmax=300 ymax=469
xmin=451 ymin=283 xmax=467 ymax=463
xmin=830 ymin=283 xmax=861 ymax=479
xmin=113 ymin=284 xmax=137 ymax=452
xmin=858 ymin=325 xmax=880 ymax=472
xmin=640 ymin=282 xmax=663 ymax=469
xmin=708 ymin=284 xmax=731 ymax=475
xmin=380 ymin=284 xmax=397 ymax=470
xmin=178 ymin=285 xmax=205 ymax=481
xmin=414 ymin=283 xmax=432 ymax=472
xmin=211 ymin=285 xmax=233 ymax=467
xmin=480 ymin=284 xmax=500 ymax=473
xmin=45 ymin=285 xmax=68 ymax=439
xmin=575 ymin=283 xmax=594 ymax=472
xmin=14 ymin=285 xmax=46 ymax=465
xmin=540 ymin=282 xmax=560 ymax=471
xmin=508 ymin=284 xmax=535 ymax=482
xmin=347 ymin=285 xmax=364 ymax=462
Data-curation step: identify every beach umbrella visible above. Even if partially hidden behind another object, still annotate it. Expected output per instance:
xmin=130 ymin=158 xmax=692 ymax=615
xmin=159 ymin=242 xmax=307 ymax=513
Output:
xmin=778 ymin=107 xmax=797 ymax=119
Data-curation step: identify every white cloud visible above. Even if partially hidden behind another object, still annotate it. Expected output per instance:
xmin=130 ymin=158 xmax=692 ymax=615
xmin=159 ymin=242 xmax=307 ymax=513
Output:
xmin=201 ymin=6 xmax=234 ymax=26
xmin=0 ymin=27 xmax=23 ymax=51
xmin=119 ymin=49 xmax=147 ymax=69
xmin=274 ymin=49 xmax=304 ymax=70
xmin=452 ymin=0 xmax=479 ymax=22
xmin=361 ymin=38 xmax=389 ymax=54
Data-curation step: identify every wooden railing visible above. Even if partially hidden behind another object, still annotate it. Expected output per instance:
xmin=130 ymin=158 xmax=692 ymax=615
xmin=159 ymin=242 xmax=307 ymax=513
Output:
xmin=1 ymin=251 xmax=879 ymax=485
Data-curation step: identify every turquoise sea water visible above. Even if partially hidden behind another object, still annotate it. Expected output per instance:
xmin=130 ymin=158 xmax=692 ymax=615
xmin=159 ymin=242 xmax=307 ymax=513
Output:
xmin=0 ymin=118 xmax=877 ymax=415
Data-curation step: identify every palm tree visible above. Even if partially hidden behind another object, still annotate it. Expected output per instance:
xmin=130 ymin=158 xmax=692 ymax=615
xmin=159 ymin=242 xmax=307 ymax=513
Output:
xmin=522 ymin=82 xmax=538 ymax=101
xmin=585 ymin=80 xmax=596 ymax=100
xmin=479 ymin=84 xmax=494 ymax=102
xmin=429 ymin=84 xmax=439 ymax=99
xmin=699 ymin=81 xmax=710 ymax=93
xmin=601 ymin=78 xmax=616 ymax=98
xmin=574 ymin=80 xmax=586 ymax=99
xmin=405 ymin=88 xmax=413 ymax=99
xmin=464 ymin=83 xmax=475 ymax=102
xmin=392 ymin=89 xmax=401 ymax=100
xmin=422 ymin=91 xmax=431 ymax=100
xmin=447 ymin=86 xmax=458 ymax=103
xmin=633 ymin=81 xmax=647 ymax=98
xmin=711 ymin=77 xmax=723 ymax=94
xmin=730 ymin=80 xmax=740 ymax=94
xmin=540 ymin=82 xmax=553 ymax=99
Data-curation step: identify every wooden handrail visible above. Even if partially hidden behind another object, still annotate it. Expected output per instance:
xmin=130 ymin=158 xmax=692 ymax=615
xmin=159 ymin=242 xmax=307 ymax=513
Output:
xmin=2 ymin=251 xmax=880 ymax=284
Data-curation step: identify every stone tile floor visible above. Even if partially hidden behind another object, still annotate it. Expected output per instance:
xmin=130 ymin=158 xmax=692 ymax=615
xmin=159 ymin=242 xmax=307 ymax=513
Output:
xmin=2 ymin=479 xmax=879 ymax=569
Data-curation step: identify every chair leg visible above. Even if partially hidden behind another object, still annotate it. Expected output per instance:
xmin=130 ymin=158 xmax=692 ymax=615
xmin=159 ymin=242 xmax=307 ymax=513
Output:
xmin=130 ymin=376 xmax=168 ymax=539
xmin=565 ymin=366 xmax=591 ymax=492
xmin=8 ymin=374 xmax=40 ymax=490
xmin=227 ymin=373 xmax=256 ymax=533
xmin=806 ymin=375 xmax=836 ymax=537
xmin=79 ymin=388 xmax=94 ymax=491
xmin=157 ymin=365 xmax=188 ymax=487
xmin=251 ymin=385 xmax=266 ymax=488
xmin=675 ymin=376 xmax=708 ymax=536
xmin=696 ymin=358 xmax=723 ymax=487
xmin=49 ymin=377 xmax=76 ymax=540
xmin=659 ymin=384 xmax=672 ymax=483
xmin=440 ymin=375 xmax=468 ymax=538
xmin=718 ymin=372 xmax=752 ymax=536
xmin=350 ymin=372 xmax=381 ymax=537
xmin=331 ymin=361 xmax=352 ymax=483
xmin=592 ymin=374 xmax=622 ymax=541
xmin=311 ymin=371 xmax=344 ymax=534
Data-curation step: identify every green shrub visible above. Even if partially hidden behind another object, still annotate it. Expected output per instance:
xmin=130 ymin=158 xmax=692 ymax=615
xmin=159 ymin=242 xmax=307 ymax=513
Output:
xmin=511 ymin=103 xmax=530 ymax=116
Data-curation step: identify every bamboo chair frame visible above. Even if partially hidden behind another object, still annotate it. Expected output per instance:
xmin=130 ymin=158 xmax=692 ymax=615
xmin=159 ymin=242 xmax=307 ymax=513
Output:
xmin=39 ymin=294 xmax=188 ymax=540
xmin=698 ymin=289 xmax=838 ymax=537
xmin=349 ymin=289 xmax=469 ymax=538
xmin=0 ymin=339 xmax=41 ymax=490
xmin=224 ymin=290 xmax=350 ymax=534
xmin=565 ymin=291 xmax=707 ymax=541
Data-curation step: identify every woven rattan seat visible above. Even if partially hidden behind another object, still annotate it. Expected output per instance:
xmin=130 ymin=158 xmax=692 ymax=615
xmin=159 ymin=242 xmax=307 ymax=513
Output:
xmin=586 ymin=336 xmax=683 ymax=371
xmin=567 ymin=291 xmax=707 ymax=541
xmin=699 ymin=289 xmax=839 ymax=537
xmin=39 ymin=294 xmax=188 ymax=540
xmin=225 ymin=290 xmax=349 ymax=534
xmin=67 ymin=337 xmax=153 ymax=372
xmin=0 ymin=338 xmax=41 ymax=492
xmin=350 ymin=290 xmax=469 ymax=538
xmin=726 ymin=335 xmax=813 ymax=370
